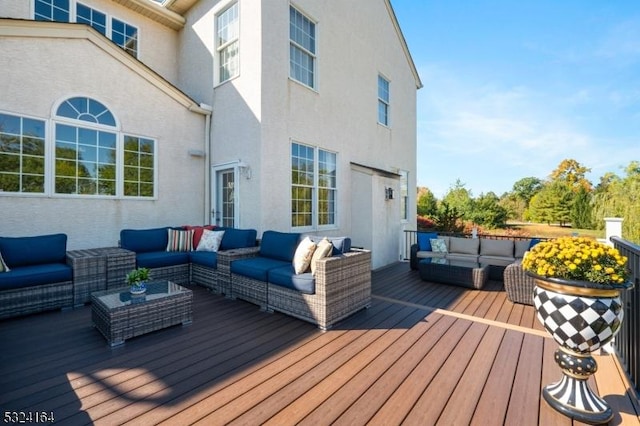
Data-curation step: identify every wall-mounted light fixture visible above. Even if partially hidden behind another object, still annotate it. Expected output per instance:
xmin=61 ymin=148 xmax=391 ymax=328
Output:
xmin=188 ymin=149 xmax=205 ymax=158
xmin=238 ymin=159 xmax=252 ymax=180
xmin=385 ymin=187 xmax=394 ymax=200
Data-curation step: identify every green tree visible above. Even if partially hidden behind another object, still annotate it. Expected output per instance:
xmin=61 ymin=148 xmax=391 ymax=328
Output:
xmin=469 ymin=192 xmax=508 ymax=228
xmin=434 ymin=201 xmax=464 ymax=233
xmin=592 ymin=161 xmax=640 ymax=244
xmin=571 ymin=186 xmax=593 ymax=229
xmin=416 ymin=187 xmax=438 ymax=217
xmin=528 ymin=181 xmax=573 ymax=226
xmin=442 ymin=179 xmax=473 ymax=218
xmin=512 ymin=177 xmax=543 ymax=204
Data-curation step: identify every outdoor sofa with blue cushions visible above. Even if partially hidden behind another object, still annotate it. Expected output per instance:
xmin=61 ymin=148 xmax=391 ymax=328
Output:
xmin=230 ymin=231 xmax=372 ymax=330
xmin=0 ymin=233 xmax=73 ymax=319
xmin=410 ymin=233 xmax=539 ymax=280
xmin=119 ymin=226 xmax=257 ymax=289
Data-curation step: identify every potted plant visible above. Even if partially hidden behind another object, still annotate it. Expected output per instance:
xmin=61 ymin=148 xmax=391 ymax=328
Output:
xmin=522 ymin=236 xmax=633 ymax=424
xmin=126 ymin=267 xmax=150 ymax=295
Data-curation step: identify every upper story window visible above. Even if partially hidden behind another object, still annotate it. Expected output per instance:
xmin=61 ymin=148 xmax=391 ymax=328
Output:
xmin=216 ymin=3 xmax=239 ymax=84
xmin=35 ymin=0 xmax=70 ymax=22
xmin=289 ymin=6 xmax=316 ymax=89
xmin=34 ymin=0 xmax=139 ymax=58
xmin=378 ymin=75 xmax=390 ymax=126
xmin=291 ymin=142 xmax=336 ymax=229
xmin=76 ymin=2 xmax=106 ymax=36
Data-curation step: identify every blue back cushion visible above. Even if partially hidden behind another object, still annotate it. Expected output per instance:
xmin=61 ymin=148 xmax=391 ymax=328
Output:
xmin=417 ymin=232 xmax=438 ymax=251
xmin=219 ymin=227 xmax=258 ymax=250
xmin=0 ymin=233 xmax=67 ymax=267
xmin=259 ymin=231 xmax=300 ymax=262
xmin=529 ymin=238 xmax=541 ymax=249
xmin=120 ymin=227 xmax=170 ymax=253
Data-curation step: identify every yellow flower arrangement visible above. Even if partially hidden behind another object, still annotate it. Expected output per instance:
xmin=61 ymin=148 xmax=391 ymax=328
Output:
xmin=522 ymin=236 xmax=629 ymax=286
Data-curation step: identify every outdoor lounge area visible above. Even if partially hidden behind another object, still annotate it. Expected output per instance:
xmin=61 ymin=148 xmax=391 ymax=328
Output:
xmin=1 ymin=262 xmax=639 ymax=425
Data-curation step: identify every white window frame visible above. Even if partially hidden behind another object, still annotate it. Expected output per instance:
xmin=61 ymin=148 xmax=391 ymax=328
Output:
xmin=291 ymin=141 xmax=337 ymax=231
xmin=32 ymin=0 xmax=140 ymax=58
xmin=215 ymin=2 xmax=240 ymax=85
xmin=400 ymin=170 xmax=408 ymax=221
xmin=378 ymin=74 xmax=390 ymax=126
xmin=289 ymin=5 xmax=317 ymax=90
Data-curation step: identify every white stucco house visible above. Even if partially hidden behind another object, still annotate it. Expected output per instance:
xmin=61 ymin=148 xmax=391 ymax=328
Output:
xmin=0 ymin=0 xmax=421 ymax=269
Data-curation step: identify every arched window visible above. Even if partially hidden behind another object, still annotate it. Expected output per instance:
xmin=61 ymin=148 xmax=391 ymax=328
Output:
xmin=53 ymin=97 xmax=155 ymax=197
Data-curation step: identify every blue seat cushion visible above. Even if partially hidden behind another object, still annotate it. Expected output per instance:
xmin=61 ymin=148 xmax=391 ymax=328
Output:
xmin=0 ymin=264 xmax=72 ymax=290
xmin=308 ymin=236 xmax=351 ymax=255
xmin=189 ymin=251 xmax=218 ymax=269
xmin=0 ymin=233 xmax=67 ymax=268
xmin=259 ymin=231 xmax=300 ymax=262
xmin=136 ymin=252 xmax=190 ymax=268
xmin=218 ymin=228 xmax=258 ymax=250
xmin=120 ymin=227 xmax=171 ymax=253
xmin=417 ymin=232 xmax=438 ymax=251
xmin=268 ymin=265 xmax=315 ymax=294
xmin=231 ymin=257 xmax=290 ymax=282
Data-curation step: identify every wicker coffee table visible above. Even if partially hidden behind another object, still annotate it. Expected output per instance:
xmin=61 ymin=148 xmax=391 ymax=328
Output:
xmin=418 ymin=258 xmax=489 ymax=289
xmin=91 ymin=281 xmax=193 ymax=347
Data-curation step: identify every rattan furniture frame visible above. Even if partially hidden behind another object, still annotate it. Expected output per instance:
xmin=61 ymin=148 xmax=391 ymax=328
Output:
xmin=267 ymin=249 xmax=372 ymax=330
xmin=147 ymin=264 xmax=190 ymax=286
xmin=504 ymin=260 xmax=535 ymax=305
xmin=91 ymin=281 xmax=192 ymax=347
xmin=0 ymin=281 xmax=73 ymax=320
xmin=418 ymin=258 xmax=489 ymax=289
xmin=192 ymin=247 xmax=260 ymax=295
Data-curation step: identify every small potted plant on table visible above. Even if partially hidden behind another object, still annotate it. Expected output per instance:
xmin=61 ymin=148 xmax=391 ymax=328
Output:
xmin=126 ymin=267 xmax=150 ymax=295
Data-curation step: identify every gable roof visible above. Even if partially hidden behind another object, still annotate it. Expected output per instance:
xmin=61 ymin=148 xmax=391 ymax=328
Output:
xmin=0 ymin=18 xmax=210 ymax=115
xmin=385 ymin=0 xmax=423 ymax=89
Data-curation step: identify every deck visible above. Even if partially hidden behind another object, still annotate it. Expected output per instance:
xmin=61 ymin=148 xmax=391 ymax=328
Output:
xmin=1 ymin=262 xmax=639 ymax=425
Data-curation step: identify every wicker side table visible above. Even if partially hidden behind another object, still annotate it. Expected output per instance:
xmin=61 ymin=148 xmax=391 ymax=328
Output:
xmin=217 ymin=246 xmax=260 ymax=296
xmin=66 ymin=249 xmax=108 ymax=307
xmin=93 ymin=247 xmax=136 ymax=290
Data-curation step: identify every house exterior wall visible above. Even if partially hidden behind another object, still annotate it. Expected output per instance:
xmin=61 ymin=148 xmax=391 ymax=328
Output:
xmin=0 ymin=22 xmax=207 ymax=249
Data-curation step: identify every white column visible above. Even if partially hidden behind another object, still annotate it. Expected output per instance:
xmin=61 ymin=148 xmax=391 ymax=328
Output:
xmin=604 ymin=217 xmax=623 ymax=246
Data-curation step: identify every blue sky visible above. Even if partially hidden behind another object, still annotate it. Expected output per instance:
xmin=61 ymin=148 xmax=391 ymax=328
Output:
xmin=391 ymin=1 xmax=640 ymax=198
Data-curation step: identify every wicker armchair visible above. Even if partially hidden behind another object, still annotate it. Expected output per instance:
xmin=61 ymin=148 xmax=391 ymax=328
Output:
xmin=504 ymin=260 xmax=535 ymax=306
xmin=267 ymin=249 xmax=372 ymax=330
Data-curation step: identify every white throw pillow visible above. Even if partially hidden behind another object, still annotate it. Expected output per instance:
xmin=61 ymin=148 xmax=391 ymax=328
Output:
xmin=196 ymin=229 xmax=225 ymax=252
xmin=0 ymin=251 xmax=9 ymax=272
xmin=293 ymin=237 xmax=317 ymax=274
xmin=311 ymin=238 xmax=333 ymax=275
xmin=430 ymin=238 xmax=448 ymax=253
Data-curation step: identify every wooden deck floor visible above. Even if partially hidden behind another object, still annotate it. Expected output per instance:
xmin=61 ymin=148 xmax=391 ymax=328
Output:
xmin=1 ymin=262 xmax=639 ymax=425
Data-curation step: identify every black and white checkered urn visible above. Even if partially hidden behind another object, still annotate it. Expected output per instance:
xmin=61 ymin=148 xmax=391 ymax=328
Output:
xmin=533 ymin=277 xmax=632 ymax=425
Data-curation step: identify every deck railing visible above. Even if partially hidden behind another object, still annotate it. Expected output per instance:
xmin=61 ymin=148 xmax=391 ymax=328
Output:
xmin=611 ymin=236 xmax=640 ymax=397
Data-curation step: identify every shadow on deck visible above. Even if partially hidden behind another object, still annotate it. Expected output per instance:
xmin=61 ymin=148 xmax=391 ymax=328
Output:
xmin=0 ymin=262 xmax=638 ymax=425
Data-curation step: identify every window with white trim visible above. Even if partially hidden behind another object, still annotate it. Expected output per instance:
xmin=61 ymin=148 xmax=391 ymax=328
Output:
xmin=289 ymin=6 xmax=316 ymax=89
xmin=378 ymin=75 xmax=390 ymax=126
xmin=34 ymin=0 xmax=139 ymax=58
xmin=400 ymin=170 xmax=408 ymax=220
xmin=216 ymin=2 xmax=239 ymax=84
xmin=0 ymin=98 xmax=156 ymax=198
xmin=291 ymin=142 xmax=336 ymax=228
xmin=0 ymin=113 xmax=46 ymax=193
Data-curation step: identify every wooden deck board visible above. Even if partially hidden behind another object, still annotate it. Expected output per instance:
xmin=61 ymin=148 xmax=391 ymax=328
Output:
xmin=0 ymin=262 xmax=637 ymax=425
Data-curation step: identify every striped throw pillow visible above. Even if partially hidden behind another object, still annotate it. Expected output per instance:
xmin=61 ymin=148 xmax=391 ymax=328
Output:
xmin=166 ymin=229 xmax=194 ymax=252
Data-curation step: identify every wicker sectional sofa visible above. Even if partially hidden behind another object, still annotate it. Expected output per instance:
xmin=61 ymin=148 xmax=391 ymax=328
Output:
xmin=230 ymin=231 xmax=372 ymax=330
xmin=119 ymin=226 xmax=257 ymax=290
xmin=0 ymin=233 xmax=74 ymax=319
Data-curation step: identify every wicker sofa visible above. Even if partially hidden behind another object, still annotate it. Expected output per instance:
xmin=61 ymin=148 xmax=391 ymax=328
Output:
xmin=230 ymin=231 xmax=372 ymax=330
xmin=410 ymin=233 xmax=537 ymax=280
xmin=119 ymin=226 xmax=257 ymax=289
xmin=0 ymin=233 xmax=74 ymax=319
